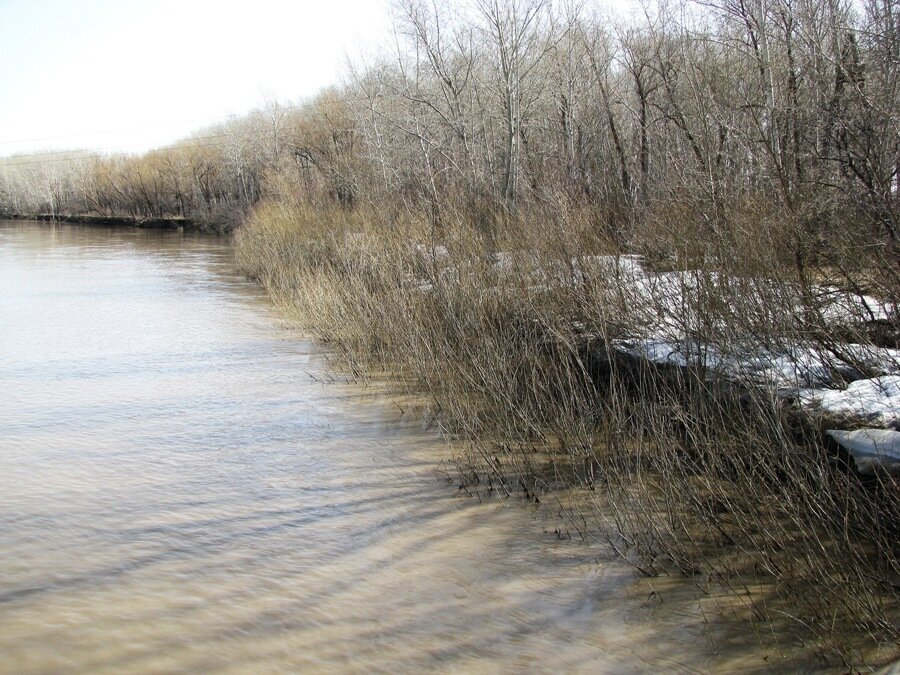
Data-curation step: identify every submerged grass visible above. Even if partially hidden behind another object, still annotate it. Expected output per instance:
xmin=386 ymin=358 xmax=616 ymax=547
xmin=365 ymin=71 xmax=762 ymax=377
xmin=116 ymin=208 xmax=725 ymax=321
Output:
xmin=235 ymin=199 xmax=899 ymax=668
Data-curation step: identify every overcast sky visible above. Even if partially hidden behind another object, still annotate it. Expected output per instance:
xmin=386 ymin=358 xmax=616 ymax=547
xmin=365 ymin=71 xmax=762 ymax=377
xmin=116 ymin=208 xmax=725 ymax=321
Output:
xmin=0 ymin=0 xmax=392 ymax=157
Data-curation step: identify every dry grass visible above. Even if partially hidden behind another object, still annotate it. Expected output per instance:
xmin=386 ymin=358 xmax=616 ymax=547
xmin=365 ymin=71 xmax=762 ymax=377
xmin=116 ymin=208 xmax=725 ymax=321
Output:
xmin=235 ymin=199 xmax=899 ymax=668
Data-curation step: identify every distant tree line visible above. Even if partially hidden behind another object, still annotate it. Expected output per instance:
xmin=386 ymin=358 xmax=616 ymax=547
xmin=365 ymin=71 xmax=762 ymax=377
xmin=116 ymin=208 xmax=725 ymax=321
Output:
xmin=2 ymin=0 xmax=896 ymax=269
xmin=0 ymin=99 xmax=295 ymax=223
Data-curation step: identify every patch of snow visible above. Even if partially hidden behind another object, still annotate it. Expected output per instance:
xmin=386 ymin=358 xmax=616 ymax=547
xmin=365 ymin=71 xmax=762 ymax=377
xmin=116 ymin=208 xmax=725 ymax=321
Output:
xmin=817 ymin=286 xmax=894 ymax=323
xmin=799 ymin=375 xmax=900 ymax=424
xmin=576 ymin=255 xmax=647 ymax=281
xmin=825 ymin=428 xmax=900 ymax=474
xmin=631 ymin=340 xmax=688 ymax=367
xmin=748 ymin=348 xmax=834 ymax=388
xmin=406 ymin=251 xmax=900 ymax=430
xmin=490 ymin=251 xmax=515 ymax=272
xmin=414 ymin=243 xmax=450 ymax=260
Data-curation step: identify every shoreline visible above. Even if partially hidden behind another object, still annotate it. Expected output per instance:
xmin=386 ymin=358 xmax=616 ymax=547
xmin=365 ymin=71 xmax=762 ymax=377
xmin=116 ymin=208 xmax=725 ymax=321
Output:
xmin=233 ymin=203 xmax=900 ymax=667
xmin=0 ymin=212 xmax=229 ymax=234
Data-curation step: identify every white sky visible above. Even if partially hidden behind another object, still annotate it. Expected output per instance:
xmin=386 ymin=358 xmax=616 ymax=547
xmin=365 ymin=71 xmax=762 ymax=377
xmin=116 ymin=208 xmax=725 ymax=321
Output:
xmin=0 ymin=0 xmax=392 ymax=157
xmin=0 ymin=0 xmax=640 ymax=159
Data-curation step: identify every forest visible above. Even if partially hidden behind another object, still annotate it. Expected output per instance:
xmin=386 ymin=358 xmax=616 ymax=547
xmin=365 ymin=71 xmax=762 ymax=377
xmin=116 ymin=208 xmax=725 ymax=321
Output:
xmin=2 ymin=0 xmax=898 ymax=666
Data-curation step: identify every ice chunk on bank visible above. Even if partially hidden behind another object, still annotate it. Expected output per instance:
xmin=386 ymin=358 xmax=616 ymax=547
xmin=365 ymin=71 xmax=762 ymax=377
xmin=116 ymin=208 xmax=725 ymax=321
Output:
xmin=826 ymin=428 xmax=900 ymax=474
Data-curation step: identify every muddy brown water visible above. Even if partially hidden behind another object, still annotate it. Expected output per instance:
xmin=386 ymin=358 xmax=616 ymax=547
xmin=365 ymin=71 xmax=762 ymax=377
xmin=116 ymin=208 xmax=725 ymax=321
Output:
xmin=0 ymin=221 xmax=798 ymax=673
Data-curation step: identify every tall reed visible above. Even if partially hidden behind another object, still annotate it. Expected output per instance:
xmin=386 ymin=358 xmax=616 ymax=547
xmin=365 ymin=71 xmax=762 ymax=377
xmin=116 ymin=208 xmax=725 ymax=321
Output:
xmin=235 ymin=199 xmax=899 ymax=667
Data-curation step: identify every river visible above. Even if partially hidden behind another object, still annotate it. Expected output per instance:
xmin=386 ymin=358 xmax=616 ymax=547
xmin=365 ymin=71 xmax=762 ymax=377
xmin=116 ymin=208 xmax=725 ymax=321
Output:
xmin=0 ymin=220 xmax=782 ymax=673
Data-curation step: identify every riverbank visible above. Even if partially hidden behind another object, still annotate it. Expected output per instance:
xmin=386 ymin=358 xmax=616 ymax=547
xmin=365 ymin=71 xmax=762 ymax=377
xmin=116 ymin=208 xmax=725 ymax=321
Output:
xmin=3 ymin=219 xmax=803 ymax=673
xmin=0 ymin=212 xmax=230 ymax=234
xmin=235 ymin=200 xmax=900 ymax=669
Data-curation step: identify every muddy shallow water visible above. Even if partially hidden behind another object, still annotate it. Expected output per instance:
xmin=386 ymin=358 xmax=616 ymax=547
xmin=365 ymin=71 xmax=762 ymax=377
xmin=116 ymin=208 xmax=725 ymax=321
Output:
xmin=0 ymin=221 xmax=795 ymax=673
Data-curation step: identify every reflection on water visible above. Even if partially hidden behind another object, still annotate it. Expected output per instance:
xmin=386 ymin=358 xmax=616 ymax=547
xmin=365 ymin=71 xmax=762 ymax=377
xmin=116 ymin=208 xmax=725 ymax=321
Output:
xmin=1 ymin=221 xmax=770 ymax=673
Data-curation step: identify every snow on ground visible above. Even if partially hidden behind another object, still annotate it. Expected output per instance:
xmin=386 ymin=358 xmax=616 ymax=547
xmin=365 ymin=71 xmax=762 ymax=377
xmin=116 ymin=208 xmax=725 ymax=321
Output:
xmin=800 ymin=376 xmax=900 ymax=426
xmin=410 ymin=246 xmax=900 ymax=429
xmin=580 ymin=255 xmax=900 ymax=425
xmin=817 ymin=286 xmax=894 ymax=323
xmin=825 ymin=428 xmax=900 ymax=473
xmin=620 ymin=336 xmax=900 ymax=424
xmin=622 ymin=338 xmax=900 ymax=386
xmin=414 ymin=243 xmax=450 ymax=260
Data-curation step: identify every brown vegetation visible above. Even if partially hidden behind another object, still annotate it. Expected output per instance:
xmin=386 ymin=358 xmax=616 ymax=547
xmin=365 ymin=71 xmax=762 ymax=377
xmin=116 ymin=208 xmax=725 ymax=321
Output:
xmin=235 ymin=194 xmax=898 ymax=666
xmin=233 ymin=0 xmax=898 ymax=666
xmin=5 ymin=0 xmax=899 ymax=666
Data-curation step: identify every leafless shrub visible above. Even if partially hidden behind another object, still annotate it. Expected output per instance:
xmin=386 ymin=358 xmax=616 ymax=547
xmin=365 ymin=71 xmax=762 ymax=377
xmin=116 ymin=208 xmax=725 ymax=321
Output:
xmin=236 ymin=196 xmax=898 ymax=666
